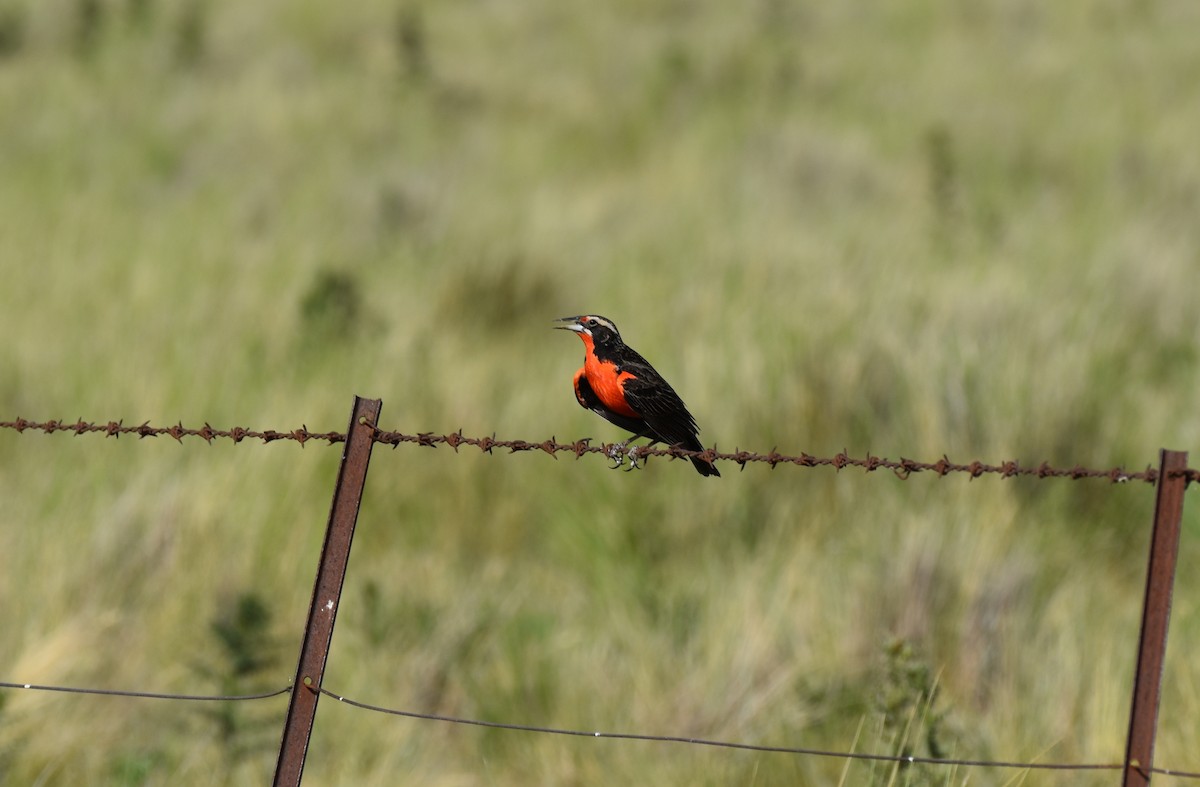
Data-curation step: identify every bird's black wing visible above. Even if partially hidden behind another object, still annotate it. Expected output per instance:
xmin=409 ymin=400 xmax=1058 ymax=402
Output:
xmin=617 ymin=350 xmax=720 ymax=477
xmin=617 ymin=355 xmax=702 ymax=451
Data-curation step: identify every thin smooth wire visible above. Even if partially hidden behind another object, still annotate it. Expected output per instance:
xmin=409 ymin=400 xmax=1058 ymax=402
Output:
xmin=1153 ymin=766 xmax=1200 ymax=779
xmin=0 ymin=680 xmax=292 ymax=702
xmin=315 ymin=686 xmax=1123 ymax=773
xmin=3 ymin=682 xmax=1197 ymax=778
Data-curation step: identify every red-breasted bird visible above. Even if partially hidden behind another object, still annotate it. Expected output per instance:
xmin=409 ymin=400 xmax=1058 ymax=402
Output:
xmin=555 ymin=315 xmax=720 ymax=477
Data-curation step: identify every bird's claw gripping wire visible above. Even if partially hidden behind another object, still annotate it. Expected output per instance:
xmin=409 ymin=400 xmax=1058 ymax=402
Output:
xmin=606 ymin=441 xmax=629 ymax=470
xmin=606 ymin=441 xmax=646 ymax=472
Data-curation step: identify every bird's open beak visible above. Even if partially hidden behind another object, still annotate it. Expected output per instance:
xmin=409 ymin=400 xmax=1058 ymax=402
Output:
xmin=554 ymin=316 xmax=584 ymax=332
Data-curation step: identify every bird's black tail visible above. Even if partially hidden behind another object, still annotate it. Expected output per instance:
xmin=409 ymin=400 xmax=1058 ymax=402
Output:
xmin=691 ymin=455 xmax=720 ymax=477
xmin=681 ymin=434 xmax=720 ymax=477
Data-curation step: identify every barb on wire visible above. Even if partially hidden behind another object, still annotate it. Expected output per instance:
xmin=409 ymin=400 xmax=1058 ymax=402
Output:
xmin=312 ymin=685 xmax=1132 ymax=774
xmin=0 ymin=680 xmax=292 ymax=702
xmin=3 ymin=418 xmax=1196 ymax=484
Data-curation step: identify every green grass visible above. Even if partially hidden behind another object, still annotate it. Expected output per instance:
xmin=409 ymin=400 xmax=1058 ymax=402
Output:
xmin=2 ymin=1 xmax=1200 ymax=784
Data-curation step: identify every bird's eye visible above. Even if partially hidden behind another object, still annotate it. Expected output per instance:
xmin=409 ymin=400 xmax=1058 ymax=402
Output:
xmin=585 ymin=318 xmax=597 ymax=327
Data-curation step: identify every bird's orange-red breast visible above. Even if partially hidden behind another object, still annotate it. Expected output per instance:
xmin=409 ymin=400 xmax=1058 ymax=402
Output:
xmin=575 ymin=330 xmax=639 ymax=418
xmin=555 ymin=314 xmax=720 ymax=477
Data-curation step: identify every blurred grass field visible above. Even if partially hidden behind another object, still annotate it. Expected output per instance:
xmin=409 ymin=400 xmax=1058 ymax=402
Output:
xmin=2 ymin=0 xmax=1199 ymax=784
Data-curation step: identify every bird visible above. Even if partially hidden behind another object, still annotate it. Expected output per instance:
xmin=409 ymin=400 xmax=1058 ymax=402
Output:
xmin=555 ymin=314 xmax=720 ymax=477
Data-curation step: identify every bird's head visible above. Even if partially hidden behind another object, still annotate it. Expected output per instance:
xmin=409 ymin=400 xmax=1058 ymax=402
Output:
xmin=555 ymin=315 xmax=622 ymax=349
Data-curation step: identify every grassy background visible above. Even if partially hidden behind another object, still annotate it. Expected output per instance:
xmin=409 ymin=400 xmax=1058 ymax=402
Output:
xmin=2 ymin=0 xmax=1199 ymax=784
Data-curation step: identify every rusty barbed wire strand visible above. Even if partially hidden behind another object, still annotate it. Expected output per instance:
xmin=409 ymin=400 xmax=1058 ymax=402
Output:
xmin=2 ymin=418 xmax=1196 ymax=484
xmin=369 ymin=427 xmax=1193 ymax=484
xmin=0 ymin=417 xmax=345 ymax=445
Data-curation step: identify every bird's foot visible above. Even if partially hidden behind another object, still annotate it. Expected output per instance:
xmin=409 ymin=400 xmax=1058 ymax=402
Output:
xmin=606 ymin=441 xmax=647 ymax=471
xmin=623 ymin=444 xmax=644 ymax=472
xmin=605 ymin=441 xmax=623 ymax=469
xmin=606 ymin=441 xmax=630 ymax=470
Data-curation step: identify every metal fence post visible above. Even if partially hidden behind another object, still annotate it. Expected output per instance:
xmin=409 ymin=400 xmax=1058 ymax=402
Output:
xmin=273 ymin=396 xmax=382 ymax=787
xmin=1122 ymin=449 xmax=1188 ymax=787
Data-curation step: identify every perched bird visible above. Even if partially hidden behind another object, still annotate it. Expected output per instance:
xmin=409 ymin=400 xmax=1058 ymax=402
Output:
xmin=555 ymin=315 xmax=720 ymax=477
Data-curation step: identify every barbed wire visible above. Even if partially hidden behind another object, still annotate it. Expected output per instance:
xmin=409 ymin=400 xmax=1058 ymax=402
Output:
xmin=0 ymin=417 xmax=345 ymax=445
xmin=0 ymin=680 xmax=291 ymax=702
xmin=369 ymin=428 xmax=1186 ymax=483
xmin=2 ymin=678 xmax=1197 ymax=779
xmin=4 ymin=417 xmax=1194 ymax=484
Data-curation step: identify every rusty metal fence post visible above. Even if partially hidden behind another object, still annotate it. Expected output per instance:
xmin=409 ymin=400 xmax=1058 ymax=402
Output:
xmin=273 ymin=396 xmax=382 ymax=787
xmin=1122 ymin=449 xmax=1189 ymax=787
